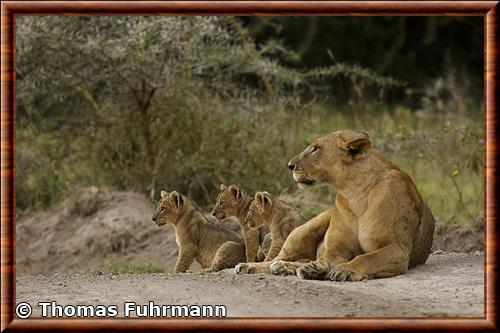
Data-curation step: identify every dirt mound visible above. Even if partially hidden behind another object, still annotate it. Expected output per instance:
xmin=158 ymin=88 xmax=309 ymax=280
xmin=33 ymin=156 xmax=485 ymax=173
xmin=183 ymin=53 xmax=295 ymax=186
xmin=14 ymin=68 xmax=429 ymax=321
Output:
xmin=16 ymin=187 xmax=483 ymax=275
xmin=16 ymin=187 xmax=180 ymax=275
xmin=432 ymin=217 xmax=484 ymax=253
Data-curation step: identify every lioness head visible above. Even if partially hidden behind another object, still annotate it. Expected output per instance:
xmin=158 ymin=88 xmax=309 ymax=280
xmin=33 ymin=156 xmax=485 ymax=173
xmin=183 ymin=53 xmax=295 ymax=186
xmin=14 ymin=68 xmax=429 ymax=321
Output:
xmin=152 ymin=190 xmax=189 ymax=226
xmin=288 ymin=130 xmax=371 ymax=189
xmin=211 ymin=184 xmax=244 ymax=219
xmin=245 ymin=191 xmax=272 ymax=229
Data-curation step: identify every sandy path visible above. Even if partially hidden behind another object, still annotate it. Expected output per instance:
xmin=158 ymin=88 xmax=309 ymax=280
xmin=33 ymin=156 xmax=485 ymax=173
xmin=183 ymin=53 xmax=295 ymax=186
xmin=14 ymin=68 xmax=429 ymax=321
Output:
xmin=16 ymin=253 xmax=484 ymax=317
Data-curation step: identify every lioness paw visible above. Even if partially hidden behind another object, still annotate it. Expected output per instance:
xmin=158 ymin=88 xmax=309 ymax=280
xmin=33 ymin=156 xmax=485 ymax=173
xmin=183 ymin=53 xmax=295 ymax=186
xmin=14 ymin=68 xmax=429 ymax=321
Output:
xmin=270 ymin=261 xmax=296 ymax=276
xmin=327 ymin=264 xmax=365 ymax=282
xmin=234 ymin=263 xmax=256 ymax=274
xmin=296 ymin=261 xmax=326 ymax=280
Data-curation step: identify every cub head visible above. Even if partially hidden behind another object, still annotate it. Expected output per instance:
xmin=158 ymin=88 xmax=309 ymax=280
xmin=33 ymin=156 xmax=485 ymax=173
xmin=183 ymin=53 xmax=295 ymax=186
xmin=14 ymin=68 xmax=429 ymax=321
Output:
xmin=211 ymin=184 xmax=244 ymax=219
xmin=245 ymin=191 xmax=273 ymax=229
xmin=287 ymin=130 xmax=371 ymax=189
xmin=152 ymin=190 xmax=187 ymax=226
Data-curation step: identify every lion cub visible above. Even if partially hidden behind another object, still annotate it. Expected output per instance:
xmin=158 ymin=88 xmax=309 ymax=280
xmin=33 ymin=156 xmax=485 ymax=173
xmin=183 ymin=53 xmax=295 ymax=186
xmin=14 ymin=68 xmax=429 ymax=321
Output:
xmin=152 ymin=190 xmax=245 ymax=273
xmin=246 ymin=192 xmax=306 ymax=261
xmin=212 ymin=184 xmax=271 ymax=262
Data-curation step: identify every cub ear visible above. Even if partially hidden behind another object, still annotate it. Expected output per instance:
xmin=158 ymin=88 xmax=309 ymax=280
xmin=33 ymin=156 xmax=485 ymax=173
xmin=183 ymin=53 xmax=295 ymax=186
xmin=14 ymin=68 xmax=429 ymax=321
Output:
xmin=229 ymin=185 xmax=242 ymax=201
xmin=160 ymin=191 xmax=169 ymax=199
xmin=255 ymin=191 xmax=272 ymax=210
xmin=340 ymin=130 xmax=371 ymax=156
xmin=220 ymin=184 xmax=227 ymax=191
xmin=170 ymin=191 xmax=184 ymax=208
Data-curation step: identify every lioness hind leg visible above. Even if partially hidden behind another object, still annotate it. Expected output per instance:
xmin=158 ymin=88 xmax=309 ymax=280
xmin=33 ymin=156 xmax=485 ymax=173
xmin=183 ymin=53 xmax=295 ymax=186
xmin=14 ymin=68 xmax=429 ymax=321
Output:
xmin=326 ymin=244 xmax=408 ymax=282
xmin=270 ymin=259 xmax=312 ymax=276
xmin=208 ymin=241 xmax=245 ymax=272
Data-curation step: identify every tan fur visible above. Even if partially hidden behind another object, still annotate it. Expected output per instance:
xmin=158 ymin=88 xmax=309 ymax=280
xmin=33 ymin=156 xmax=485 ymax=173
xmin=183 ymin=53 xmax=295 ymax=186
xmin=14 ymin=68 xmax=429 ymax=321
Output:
xmin=235 ymin=130 xmax=435 ymax=281
xmin=246 ymin=192 xmax=306 ymax=261
xmin=211 ymin=184 xmax=271 ymax=262
xmin=152 ymin=191 xmax=245 ymax=272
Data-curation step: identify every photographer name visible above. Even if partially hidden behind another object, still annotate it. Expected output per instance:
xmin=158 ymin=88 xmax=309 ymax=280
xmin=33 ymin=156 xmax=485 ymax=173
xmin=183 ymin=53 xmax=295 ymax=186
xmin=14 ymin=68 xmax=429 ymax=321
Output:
xmin=16 ymin=301 xmax=227 ymax=318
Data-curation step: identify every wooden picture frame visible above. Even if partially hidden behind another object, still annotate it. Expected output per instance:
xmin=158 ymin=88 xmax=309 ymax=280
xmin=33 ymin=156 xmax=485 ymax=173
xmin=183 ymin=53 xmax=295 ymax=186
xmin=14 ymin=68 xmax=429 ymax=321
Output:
xmin=1 ymin=1 xmax=497 ymax=331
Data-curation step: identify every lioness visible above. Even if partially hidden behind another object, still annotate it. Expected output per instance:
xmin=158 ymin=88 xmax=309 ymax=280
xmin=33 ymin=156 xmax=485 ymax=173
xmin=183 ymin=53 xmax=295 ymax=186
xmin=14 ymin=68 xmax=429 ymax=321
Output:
xmin=212 ymin=184 xmax=271 ymax=262
xmin=246 ymin=191 xmax=306 ymax=261
xmin=153 ymin=190 xmax=245 ymax=273
xmin=235 ymin=130 xmax=435 ymax=281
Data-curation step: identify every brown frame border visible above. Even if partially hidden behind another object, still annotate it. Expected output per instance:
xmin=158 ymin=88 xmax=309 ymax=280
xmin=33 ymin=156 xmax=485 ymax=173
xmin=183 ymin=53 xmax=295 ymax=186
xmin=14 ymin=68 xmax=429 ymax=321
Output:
xmin=1 ymin=1 xmax=497 ymax=331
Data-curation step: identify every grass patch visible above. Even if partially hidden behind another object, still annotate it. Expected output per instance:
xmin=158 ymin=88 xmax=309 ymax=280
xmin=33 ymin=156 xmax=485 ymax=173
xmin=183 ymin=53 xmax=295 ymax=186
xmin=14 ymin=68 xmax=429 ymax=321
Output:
xmin=104 ymin=262 xmax=165 ymax=274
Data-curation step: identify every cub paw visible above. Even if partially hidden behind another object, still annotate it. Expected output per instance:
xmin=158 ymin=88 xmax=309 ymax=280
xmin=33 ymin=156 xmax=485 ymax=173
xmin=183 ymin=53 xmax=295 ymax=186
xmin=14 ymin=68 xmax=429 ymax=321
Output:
xmin=327 ymin=264 xmax=365 ymax=282
xmin=234 ymin=263 xmax=256 ymax=274
xmin=296 ymin=261 xmax=326 ymax=280
xmin=202 ymin=268 xmax=216 ymax=273
xmin=270 ymin=261 xmax=295 ymax=276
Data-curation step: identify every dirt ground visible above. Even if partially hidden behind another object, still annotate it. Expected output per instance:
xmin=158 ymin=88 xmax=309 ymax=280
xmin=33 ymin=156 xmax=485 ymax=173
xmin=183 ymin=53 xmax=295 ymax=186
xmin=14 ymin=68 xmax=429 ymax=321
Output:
xmin=17 ymin=253 xmax=483 ymax=317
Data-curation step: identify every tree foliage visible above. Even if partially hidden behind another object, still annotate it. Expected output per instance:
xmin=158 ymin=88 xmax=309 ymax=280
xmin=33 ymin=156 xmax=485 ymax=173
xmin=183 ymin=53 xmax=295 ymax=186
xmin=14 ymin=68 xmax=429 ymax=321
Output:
xmin=243 ymin=16 xmax=483 ymax=106
xmin=16 ymin=16 xmax=399 ymax=211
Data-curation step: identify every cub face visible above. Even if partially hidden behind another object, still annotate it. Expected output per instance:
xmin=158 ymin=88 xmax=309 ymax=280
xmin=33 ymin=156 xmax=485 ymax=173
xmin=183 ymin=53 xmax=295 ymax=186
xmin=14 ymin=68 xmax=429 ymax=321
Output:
xmin=152 ymin=190 xmax=186 ymax=226
xmin=287 ymin=130 xmax=372 ymax=189
xmin=245 ymin=191 xmax=272 ymax=229
xmin=211 ymin=184 xmax=244 ymax=219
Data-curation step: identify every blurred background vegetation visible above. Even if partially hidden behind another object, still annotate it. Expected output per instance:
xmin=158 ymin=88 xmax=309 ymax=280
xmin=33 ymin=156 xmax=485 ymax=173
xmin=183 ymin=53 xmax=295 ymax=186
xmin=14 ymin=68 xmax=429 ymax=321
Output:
xmin=16 ymin=16 xmax=483 ymax=225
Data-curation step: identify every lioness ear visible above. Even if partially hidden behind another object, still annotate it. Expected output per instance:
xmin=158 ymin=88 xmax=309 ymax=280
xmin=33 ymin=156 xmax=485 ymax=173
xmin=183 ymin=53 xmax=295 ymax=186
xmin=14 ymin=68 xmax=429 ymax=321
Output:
xmin=170 ymin=191 xmax=184 ymax=208
xmin=229 ymin=185 xmax=242 ymax=201
xmin=220 ymin=184 xmax=226 ymax=191
xmin=340 ymin=130 xmax=371 ymax=156
xmin=160 ymin=191 xmax=168 ymax=199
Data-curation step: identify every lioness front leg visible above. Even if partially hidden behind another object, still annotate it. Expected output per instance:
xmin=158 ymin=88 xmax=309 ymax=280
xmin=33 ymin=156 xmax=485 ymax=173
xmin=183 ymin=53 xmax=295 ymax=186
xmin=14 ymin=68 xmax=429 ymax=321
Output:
xmin=174 ymin=246 xmax=197 ymax=273
xmin=296 ymin=224 xmax=351 ymax=280
xmin=327 ymin=244 xmax=408 ymax=281
xmin=234 ymin=261 xmax=270 ymax=274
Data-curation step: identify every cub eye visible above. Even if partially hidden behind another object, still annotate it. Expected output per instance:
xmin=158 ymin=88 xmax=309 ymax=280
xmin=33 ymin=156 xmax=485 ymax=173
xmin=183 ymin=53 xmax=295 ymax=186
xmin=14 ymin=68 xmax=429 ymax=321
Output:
xmin=311 ymin=145 xmax=320 ymax=154
xmin=160 ymin=207 xmax=167 ymax=212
